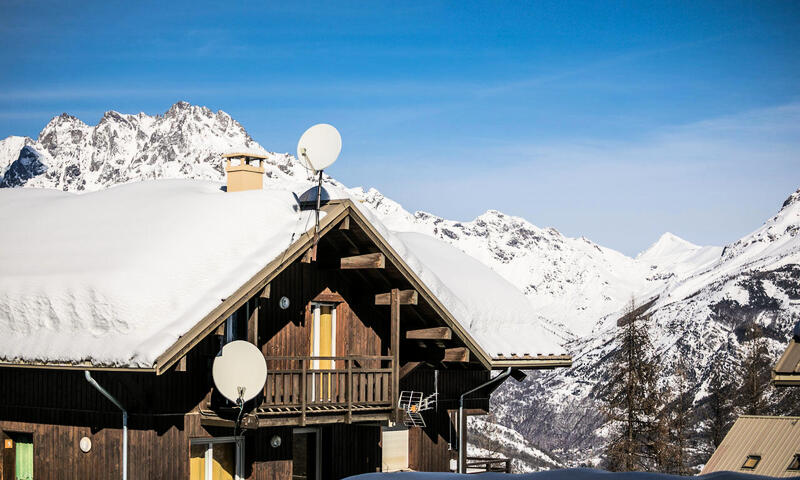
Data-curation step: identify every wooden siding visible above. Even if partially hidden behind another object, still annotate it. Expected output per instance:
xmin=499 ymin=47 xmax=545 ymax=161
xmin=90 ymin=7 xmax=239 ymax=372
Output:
xmin=259 ymin=261 xmax=387 ymax=368
xmin=321 ymin=424 xmax=381 ymax=479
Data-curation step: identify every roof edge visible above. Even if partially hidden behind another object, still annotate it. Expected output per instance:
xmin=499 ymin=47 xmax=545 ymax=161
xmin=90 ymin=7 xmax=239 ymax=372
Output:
xmin=0 ymin=360 xmax=155 ymax=373
xmin=153 ymin=203 xmax=351 ymax=374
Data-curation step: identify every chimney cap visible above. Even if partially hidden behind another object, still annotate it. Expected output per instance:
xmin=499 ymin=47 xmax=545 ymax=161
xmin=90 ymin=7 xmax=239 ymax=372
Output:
xmin=222 ymin=152 xmax=270 ymax=160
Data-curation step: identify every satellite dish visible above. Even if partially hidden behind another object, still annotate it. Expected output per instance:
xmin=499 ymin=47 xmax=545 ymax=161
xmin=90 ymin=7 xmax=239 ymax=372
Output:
xmin=297 ymin=124 xmax=341 ymax=173
xmin=212 ymin=340 xmax=267 ymax=403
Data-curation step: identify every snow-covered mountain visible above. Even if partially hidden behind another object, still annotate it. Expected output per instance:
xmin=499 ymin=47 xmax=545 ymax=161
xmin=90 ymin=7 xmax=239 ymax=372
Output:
xmin=2 ymin=102 xmax=798 ymax=471
xmin=0 ymin=102 xmax=308 ymax=191
xmin=490 ymin=188 xmax=800 ymax=469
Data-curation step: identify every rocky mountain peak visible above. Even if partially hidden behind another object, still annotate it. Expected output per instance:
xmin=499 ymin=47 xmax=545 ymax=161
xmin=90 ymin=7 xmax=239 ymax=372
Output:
xmin=1 ymin=102 xmax=269 ymax=191
xmin=781 ymin=188 xmax=800 ymax=211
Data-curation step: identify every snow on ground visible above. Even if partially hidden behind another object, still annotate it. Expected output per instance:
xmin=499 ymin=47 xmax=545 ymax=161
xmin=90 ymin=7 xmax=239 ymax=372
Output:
xmin=0 ymin=179 xmax=566 ymax=368
xmin=346 ymin=468 xmax=783 ymax=479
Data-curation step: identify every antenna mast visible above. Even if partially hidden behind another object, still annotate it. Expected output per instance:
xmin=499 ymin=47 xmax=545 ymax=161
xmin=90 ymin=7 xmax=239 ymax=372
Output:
xmin=297 ymin=124 xmax=342 ymax=262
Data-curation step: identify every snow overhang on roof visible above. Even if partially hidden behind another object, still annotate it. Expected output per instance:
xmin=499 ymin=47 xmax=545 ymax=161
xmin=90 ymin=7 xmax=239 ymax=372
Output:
xmin=0 ymin=179 xmax=568 ymax=370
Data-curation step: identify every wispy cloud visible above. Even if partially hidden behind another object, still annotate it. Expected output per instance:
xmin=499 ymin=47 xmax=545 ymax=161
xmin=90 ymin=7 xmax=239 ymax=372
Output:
xmin=354 ymin=102 xmax=800 ymax=255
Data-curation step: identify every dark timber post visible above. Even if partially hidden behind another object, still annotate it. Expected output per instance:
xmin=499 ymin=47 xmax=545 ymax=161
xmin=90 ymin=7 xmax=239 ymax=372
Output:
xmin=247 ymin=298 xmax=259 ymax=345
xmin=346 ymin=357 xmax=353 ymax=423
xmin=300 ymin=358 xmax=307 ymax=426
xmin=390 ymin=288 xmax=401 ymax=424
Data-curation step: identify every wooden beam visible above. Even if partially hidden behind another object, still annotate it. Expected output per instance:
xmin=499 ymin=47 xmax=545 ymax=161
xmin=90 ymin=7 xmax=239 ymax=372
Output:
xmin=399 ymin=361 xmax=422 ymax=380
xmin=390 ymin=288 xmax=401 ymax=423
xmin=313 ymin=288 xmax=345 ymax=303
xmin=200 ymin=414 xmax=259 ymax=430
xmin=340 ymin=252 xmax=385 ymax=269
xmin=247 ymin=297 xmax=259 ymax=345
xmin=175 ymin=355 xmax=187 ymax=372
xmin=260 ymin=283 xmax=270 ymax=299
xmin=338 ymin=216 xmax=350 ymax=230
xmin=256 ymin=412 xmax=391 ymax=427
xmin=443 ymin=347 xmax=470 ymax=363
xmin=407 ymin=327 xmax=451 ymax=340
xmin=375 ymin=289 xmax=418 ymax=305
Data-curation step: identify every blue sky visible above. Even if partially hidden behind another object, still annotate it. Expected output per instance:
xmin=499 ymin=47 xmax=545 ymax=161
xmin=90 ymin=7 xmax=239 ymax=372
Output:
xmin=1 ymin=1 xmax=799 ymax=255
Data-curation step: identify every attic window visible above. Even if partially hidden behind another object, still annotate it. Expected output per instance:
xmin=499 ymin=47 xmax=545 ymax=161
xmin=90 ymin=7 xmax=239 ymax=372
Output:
xmin=788 ymin=454 xmax=800 ymax=471
xmin=742 ymin=455 xmax=761 ymax=470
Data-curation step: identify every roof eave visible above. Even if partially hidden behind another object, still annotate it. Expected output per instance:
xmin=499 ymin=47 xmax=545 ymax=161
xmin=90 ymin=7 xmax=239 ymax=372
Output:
xmin=0 ymin=360 xmax=155 ymax=373
xmin=490 ymin=355 xmax=572 ymax=370
xmin=772 ymin=372 xmax=800 ymax=387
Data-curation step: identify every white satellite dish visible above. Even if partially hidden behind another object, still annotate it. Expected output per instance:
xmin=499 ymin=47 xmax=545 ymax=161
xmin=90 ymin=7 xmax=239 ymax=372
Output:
xmin=212 ymin=340 xmax=267 ymax=403
xmin=297 ymin=123 xmax=342 ymax=173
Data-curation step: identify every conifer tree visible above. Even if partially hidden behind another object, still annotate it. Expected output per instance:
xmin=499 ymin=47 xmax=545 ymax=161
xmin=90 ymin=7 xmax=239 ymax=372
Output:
xmin=738 ymin=323 xmax=771 ymax=415
xmin=667 ymin=361 xmax=691 ymax=475
xmin=599 ymin=298 xmax=662 ymax=471
xmin=705 ymin=367 xmax=734 ymax=451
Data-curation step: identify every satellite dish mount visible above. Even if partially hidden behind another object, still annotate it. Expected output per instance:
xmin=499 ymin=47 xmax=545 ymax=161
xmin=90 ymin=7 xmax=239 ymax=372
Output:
xmin=297 ymin=124 xmax=342 ymax=261
xmin=212 ymin=341 xmax=268 ymax=436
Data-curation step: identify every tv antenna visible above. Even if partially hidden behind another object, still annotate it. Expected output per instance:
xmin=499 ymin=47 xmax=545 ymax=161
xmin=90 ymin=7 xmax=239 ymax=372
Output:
xmin=297 ymin=124 xmax=342 ymax=261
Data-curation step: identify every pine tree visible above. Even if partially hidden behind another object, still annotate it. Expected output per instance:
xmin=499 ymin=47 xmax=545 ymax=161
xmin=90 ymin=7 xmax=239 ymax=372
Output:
xmin=667 ymin=361 xmax=691 ymax=475
xmin=705 ymin=367 xmax=734 ymax=451
xmin=738 ymin=323 xmax=771 ymax=415
xmin=599 ymin=298 xmax=663 ymax=471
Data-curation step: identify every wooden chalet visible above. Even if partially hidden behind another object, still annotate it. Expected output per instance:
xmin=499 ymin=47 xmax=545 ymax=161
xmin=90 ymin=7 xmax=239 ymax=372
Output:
xmin=0 ymin=157 xmax=570 ymax=480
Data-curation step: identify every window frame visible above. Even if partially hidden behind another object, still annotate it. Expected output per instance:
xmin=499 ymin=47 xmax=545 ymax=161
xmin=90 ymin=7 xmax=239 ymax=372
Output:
xmin=310 ymin=302 xmax=337 ymax=369
xmin=293 ymin=427 xmax=322 ymax=480
xmin=190 ymin=436 xmax=244 ymax=480
xmin=741 ymin=455 xmax=761 ymax=470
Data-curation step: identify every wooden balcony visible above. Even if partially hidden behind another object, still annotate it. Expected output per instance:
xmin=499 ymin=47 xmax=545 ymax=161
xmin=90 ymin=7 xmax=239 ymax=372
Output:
xmin=255 ymin=355 xmax=395 ymax=425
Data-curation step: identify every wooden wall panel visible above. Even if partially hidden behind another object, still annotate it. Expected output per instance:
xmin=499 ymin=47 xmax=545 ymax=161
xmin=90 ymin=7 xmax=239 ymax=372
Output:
xmin=260 ymin=261 xmax=386 ymax=367
xmin=401 ymin=368 xmax=491 ymax=472
xmin=322 ymin=424 xmax=381 ymax=479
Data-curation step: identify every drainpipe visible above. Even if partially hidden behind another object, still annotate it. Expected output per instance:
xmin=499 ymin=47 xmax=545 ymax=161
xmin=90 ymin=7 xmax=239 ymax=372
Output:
xmin=457 ymin=367 xmax=513 ymax=474
xmin=85 ymin=371 xmax=127 ymax=480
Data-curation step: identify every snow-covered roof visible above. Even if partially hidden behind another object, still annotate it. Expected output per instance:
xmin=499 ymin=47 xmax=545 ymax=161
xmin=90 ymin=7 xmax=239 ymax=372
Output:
xmin=0 ymin=180 xmax=565 ymax=368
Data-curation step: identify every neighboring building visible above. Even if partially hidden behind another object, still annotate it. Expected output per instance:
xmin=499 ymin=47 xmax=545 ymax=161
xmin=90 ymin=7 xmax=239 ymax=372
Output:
xmin=0 ymin=154 xmax=570 ymax=480
xmin=700 ymin=416 xmax=800 ymax=477
xmin=702 ymin=322 xmax=800 ymax=477
xmin=772 ymin=322 xmax=800 ymax=387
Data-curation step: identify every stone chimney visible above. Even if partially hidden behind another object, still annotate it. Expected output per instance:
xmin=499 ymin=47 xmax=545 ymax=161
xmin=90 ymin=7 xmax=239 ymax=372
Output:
xmin=223 ymin=153 xmax=267 ymax=192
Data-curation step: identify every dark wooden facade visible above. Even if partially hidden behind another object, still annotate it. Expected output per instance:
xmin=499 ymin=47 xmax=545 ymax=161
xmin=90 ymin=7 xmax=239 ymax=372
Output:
xmin=0 ymin=207 xmax=506 ymax=479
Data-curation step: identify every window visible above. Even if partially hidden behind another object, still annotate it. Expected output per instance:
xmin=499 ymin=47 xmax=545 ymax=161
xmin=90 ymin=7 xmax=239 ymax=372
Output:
xmin=4 ymin=432 xmax=33 ymax=480
xmin=190 ymin=437 xmax=243 ymax=480
xmin=742 ymin=455 xmax=761 ymax=470
xmin=292 ymin=428 xmax=320 ymax=480
xmin=788 ymin=454 xmax=800 ymax=471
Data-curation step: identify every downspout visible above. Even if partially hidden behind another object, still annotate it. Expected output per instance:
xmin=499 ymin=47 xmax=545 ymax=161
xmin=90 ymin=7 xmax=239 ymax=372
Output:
xmin=457 ymin=367 xmax=513 ymax=474
xmin=85 ymin=371 xmax=127 ymax=480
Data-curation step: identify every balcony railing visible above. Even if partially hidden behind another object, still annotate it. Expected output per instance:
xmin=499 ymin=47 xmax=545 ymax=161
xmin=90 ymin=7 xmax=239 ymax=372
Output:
xmin=257 ymin=355 xmax=394 ymax=421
